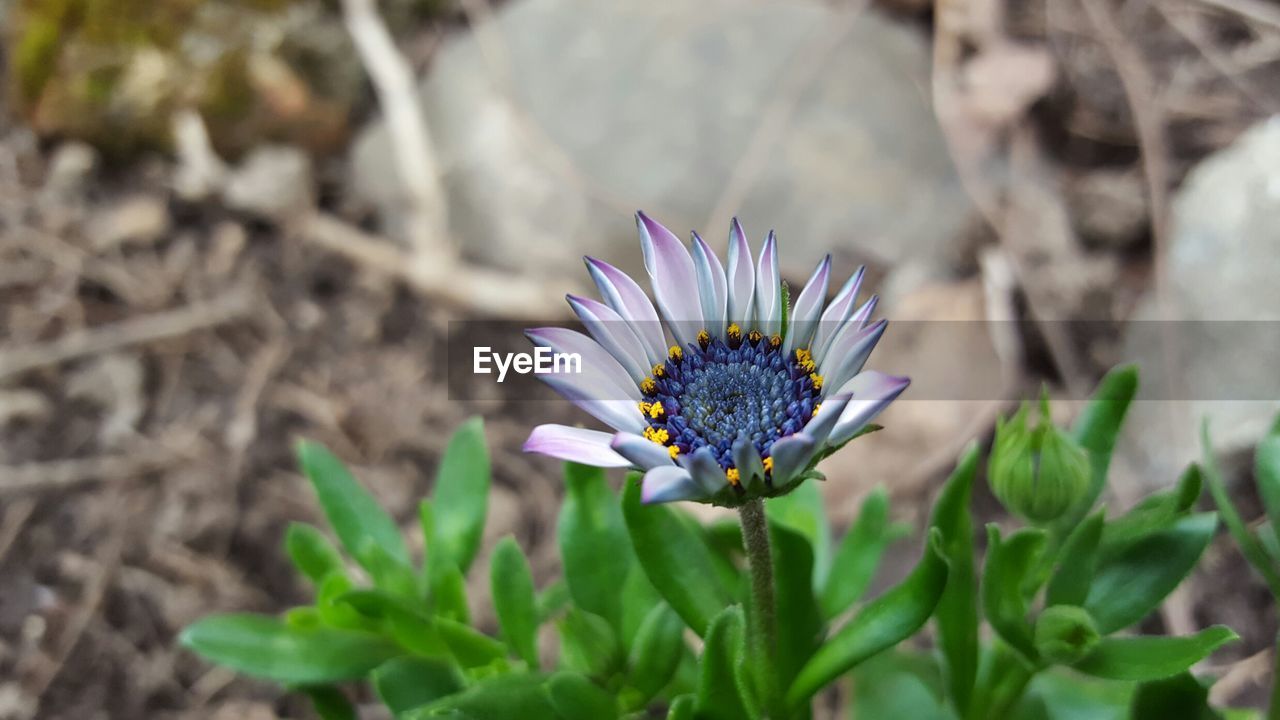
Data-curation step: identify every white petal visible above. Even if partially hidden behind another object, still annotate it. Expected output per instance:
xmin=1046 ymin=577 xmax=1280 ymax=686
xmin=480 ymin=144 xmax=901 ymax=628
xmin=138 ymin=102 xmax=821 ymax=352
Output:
xmin=585 ymin=257 xmax=666 ymax=366
xmin=755 ymin=231 xmax=780 ymax=337
xmin=685 ymin=446 xmax=727 ymax=495
xmin=523 ymin=424 xmax=631 ymax=467
xmin=641 ymin=466 xmax=705 ymax=504
xmin=769 ymin=433 xmax=816 ymax=486
xmin=829 ymin=371 xmax=911 ymax=445
xmin=726 ymin=218 xmax=756 ymax=330
xmin=567 ymin=294 xmax=651 ymax=383
xmin=611 ymin=432 xmax=675 ymax=470
xmin=799 ymin=393 xmax=852 ymax=447
xmin=691 ymin=232 xmax=728 ymax=338
xmin=819 ymin=319 xmax=887 ymax=393
xmin=811 ymin=266 xmax=864 ymax=363
xmin=637 ymin=212 xmax=701 ymax=348
xmin=527 ymin=327 xmax=641 ymax=401
xmin=786 ymin=255 xmax=831 ymax=352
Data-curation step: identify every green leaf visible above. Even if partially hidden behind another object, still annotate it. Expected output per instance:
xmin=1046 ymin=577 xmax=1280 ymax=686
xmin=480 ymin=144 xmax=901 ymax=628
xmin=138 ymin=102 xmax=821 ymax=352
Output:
xmin=695 ymin=606 xmax=753 ymax=720
xmin=767 ymin=478 xmax=831 ymax=588
xmin=403 ymin=673 xmax=560 ymax=720
xmin=490 ymin=536 xmax=540 ymax=669
xmin=301 ymin=685 xmax=356 ymax=720
xmin=1085 ymin=512 xmax=1217 ymax=633
xmin=335 ymin=588 xmax=448 ymax=659
xmin=373 ymin=657 xmax=464 ymax=715
xmin=622 ymin=477 xmax=732 ymax=637
xmin=787 ymin=528 xmax=950 ymax=707
xmin=180 ymin=613 xmax=400 ymax=684
xmin=1204 ymin=421 xmax=1280 ymax=596
xmin=927 ymin=444 xmax=980 ymax=716
xmin=983 ymin=526 xmax=1047 ymax=663
xmin=821 ymin=485 xmax=894 ymax=618
xmin=427 ymin=552 xmax=471 ymax=624
xmin=627 ymin=603 xmax=686 ymax=702
xmin=1073 ymin=626 xmax=1238 ymax=681
xmin=435 ymin=616 xmax=508 ymax=669
xmin=559 ymin=462 xmax=632 ymax=631
xmin=771 ymin=522 xmax=824 ymax=693
xmin=1055 ymin=365 xmax=1138 ymax=532
xmin=297 ymin=441 xmax=409 ymax=571
xmin=1130 ymin=672 xmax=1219 ymax=720
xmin=1046 ymin=509 xmax=1105 ymax=607
xmin=1013 ymin=670 xmax=1134 ymax=720
xmin=1257 ymin=413 xmax=1280 ymax=551
xmin=430 ymin=417 xmax=490 ymax=575
xmin=547 ymin=672 xmax=618 ymax=720
xmin=358 ymin=539 xmax=422 ymax=601
xmin=536 ymin=580 xmax=571 ymax=623
xmin=667 ymin=694 xmax=696 ymax=720
xmin=285 ymin=523 xmax=346 ymax=585
xmin=619 ymin=564 xmax=662 ymax=651
xmin=850 ymin=652 xmax=951 ymax=720
xmin=1101 ymin=464 xmax=1202 ymax=553
xmin=316 ymin=573 xmax=377 ymax=630
xmin=558 ymin=609 xmax=623 ymax=680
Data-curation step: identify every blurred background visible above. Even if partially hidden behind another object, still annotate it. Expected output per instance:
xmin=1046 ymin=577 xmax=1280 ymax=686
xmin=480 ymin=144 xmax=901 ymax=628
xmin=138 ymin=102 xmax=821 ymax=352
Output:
xmin=1 ymin=0 xmax=1279 ymax=717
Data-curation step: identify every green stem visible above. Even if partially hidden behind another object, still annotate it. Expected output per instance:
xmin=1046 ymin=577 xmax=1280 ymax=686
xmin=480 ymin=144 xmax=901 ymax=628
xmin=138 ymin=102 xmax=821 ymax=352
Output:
xmin=740 ymin=498 xmax=781 ymax=717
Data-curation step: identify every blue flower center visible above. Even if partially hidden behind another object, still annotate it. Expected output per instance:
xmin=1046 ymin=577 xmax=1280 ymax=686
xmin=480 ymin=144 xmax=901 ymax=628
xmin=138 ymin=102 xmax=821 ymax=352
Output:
xmin=639 ymin=326 xmax=823 ymax=483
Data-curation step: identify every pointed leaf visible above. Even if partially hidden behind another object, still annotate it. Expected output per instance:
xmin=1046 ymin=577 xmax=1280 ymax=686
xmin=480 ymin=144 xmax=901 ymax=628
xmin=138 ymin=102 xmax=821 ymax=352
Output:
xmin=559 ymin=462 xmax=632 ymax=631
xmin=558 ymin=608 xmax=623 ymax=680
xmin=619 ymin=564 xmax=662 ymax=651
xmin=627 ymin=603 xmax=686 ymax=702
xmin=1101 ymin=464 xmax=1202 ymax=553
xmin=622 ymin=477 xmax=732 ymax=637
xmin=928 ymin=444 xmax=980 ymax=715
xmin=695 ymin=606 xmax=752 ymax=720
xmin=667 ymin=694 xmax=696 ymax=720
xmin=1129 ymin=672 xmax=1219 ymax=720
xmin=1204 ymin=421 xmax=1280 ymax=596
xmin=983 ymin=526 xmax=1047 ymax=663
xmin=285 ymin=522 xmax=346 ymax=586
xmin=548 ymin=671 xmax=619 ymax=720
xmin=180 ymin=614 xmax=400 ymax=684
xmin=297 ymin=441 xmax=408 ymax=570
xmin=787 ymin=529 xmax=949 ymax=707
xmin=1047 ymin=509 xmax=1105 ymax=607
xmin=373 ymin=657 xmax=464 ymax=715
xmin=403 ymin=673 xmax=560 ymax=720
xmin=767 ymin=479 xmax=831 ymax=588
xmin=1257 ymin=413 xmax=1280 ymax=550
xmin=490 ymin=536 xmax=540 ymax=669
xmin=771 ymin=522 xmax=824 ymax=693
xmin=1055 ymin=365 xmax=1138 ymax=532
xmin=431 ymin=417 xmax=490 ymax=574
xmin=1086 ymin=513 xmax=1217 ymax=633
xmin=1074 ymin=627 xmax=1238 ymax=681
xmin=820 ymin=486 xmax=897 ymax=618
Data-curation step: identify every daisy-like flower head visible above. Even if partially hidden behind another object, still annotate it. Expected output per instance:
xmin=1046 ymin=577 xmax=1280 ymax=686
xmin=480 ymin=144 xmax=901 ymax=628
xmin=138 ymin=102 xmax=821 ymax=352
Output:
xmin=523 ymin=212 xmax=909 ymax=505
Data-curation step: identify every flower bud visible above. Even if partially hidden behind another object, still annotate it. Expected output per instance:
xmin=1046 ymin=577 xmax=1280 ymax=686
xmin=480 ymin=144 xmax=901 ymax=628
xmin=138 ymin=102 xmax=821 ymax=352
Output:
xmin=1034 ymin=605 xmax=1100 ymax=664
xmin=988 ymin=392 xmax=1090 ymax=523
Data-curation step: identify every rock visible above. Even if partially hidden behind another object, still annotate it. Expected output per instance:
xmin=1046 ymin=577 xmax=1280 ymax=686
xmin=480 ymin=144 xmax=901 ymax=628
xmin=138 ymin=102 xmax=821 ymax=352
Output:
xmin=223 ymin=145 xmax=314 ymax=221
xmin=1064 ymin=167 xmax=1149 ymax=250
xmin=87 ymin=195 xmax=172 ymax=250
xmin=352 ymin=0 xmax=972 ymax=280
xmin=42 ymin=142 xmax=99 ymax=198
xmin=1120 ymin=118 xmax=1280 ymax=489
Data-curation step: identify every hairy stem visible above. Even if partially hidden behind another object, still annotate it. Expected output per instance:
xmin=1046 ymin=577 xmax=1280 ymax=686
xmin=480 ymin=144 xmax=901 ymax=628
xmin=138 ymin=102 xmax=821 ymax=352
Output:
xmin=740 ymin=498 xmax=780 ymax=716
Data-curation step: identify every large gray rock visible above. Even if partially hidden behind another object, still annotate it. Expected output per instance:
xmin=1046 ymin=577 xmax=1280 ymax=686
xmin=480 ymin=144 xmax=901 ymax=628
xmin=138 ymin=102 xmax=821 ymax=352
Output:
xmin=1120 ymin=117 xmax=1280 ymax=488
xmin=352 ymin=0 xmax=970 ymax=280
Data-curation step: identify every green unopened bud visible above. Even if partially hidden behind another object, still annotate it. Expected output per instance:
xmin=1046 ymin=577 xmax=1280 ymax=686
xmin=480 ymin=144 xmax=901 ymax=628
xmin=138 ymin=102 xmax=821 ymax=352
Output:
xmin=1034 ymin=605 xmax=1100 ymax=664
xmin=988 ymin=392 xmax=1090 ymax=523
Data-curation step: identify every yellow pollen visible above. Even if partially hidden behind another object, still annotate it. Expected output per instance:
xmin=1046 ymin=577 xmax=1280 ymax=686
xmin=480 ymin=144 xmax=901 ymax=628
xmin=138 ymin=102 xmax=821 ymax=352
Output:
xmin=748 ymin=330 xmax=763 ymax=343
xmin=810 ymin=373 xmax=824 ymax=390
xmin=647 ymin=401 xmax=666 ymax=419
xmin=799 ymin=358 xmax=816 ymax=372
xmin=697 ymin=329 xmax=711 ymax=348
xmin=769 ymin=334 xmax=782 ymax=347
xmin=795 ymin=348 xmax=812 ymax=363
xmin=638 ymin=401 xmax=652 ymax=415
xmin=669 ymin=345 xmax=683 ymax=360
xmin=762 ymin=457 xmax=774 ymax=474
xmin=668 ymin=445 xmax=681 ymax=459
xmin=727 ymin=323 xmax=742 ymax=339
xmin=726 ymin=468 xmax=741 ymax=486
xmin=640 ymin=378 xmax=657 ymax=395
xmin=643 ymin=427 xmax=670 ymax=444
xmin=652 ymin=364 xmax=666 ymax=377
xmin=813 ymin=403 xmax=822 ymax=415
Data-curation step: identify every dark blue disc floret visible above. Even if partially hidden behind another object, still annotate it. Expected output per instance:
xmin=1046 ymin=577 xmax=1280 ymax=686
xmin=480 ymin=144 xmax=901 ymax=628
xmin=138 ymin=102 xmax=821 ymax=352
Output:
xmin=639 ymin=327 xmax=823 ymax=485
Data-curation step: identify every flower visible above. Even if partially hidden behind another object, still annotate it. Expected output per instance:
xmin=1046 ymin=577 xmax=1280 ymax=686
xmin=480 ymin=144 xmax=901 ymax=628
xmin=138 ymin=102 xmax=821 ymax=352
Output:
xmin=988 ymin=391 xmax=1091 ymax=523
xmin=523 ymin=212 xmax=909 ymax=505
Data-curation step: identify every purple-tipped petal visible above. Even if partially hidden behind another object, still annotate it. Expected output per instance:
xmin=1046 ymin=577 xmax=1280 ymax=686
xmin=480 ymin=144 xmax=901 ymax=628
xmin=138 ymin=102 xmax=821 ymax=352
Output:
xmin=732 ymin=436 xmax=766 ymax=492
xmin=829 ymin=371 xmax=911 ymax=445
xmin=567 ymin=294 xmax=651 ymax=383
xmin=819 ymin=319 xmax=887 ymax=393
xmin=799 ymin=393 xmax=852 ymax=447
xmin=811 ymin=266 xmax=865 ymax=361
xmin=815 ymin=294 xmax=878 ymax=368
xmin=611 ymin=432 xmax=675 ymax=470
xmin=726 ymin=219 xmax=756 ymax=329
xmin=686 ymin=446 xmax=727 ymax=495
xmin=637 ymin=212 xmax=702 ymax=348
xmin=691 ymin=232 xmax=728 ymax=337
xmin=527 ymin=327 xmax=641 ymax=401
xmin=769 ymin=433 xmax=816 ymax=486
xmin=755 ymin=231 xmax=781 ymax=337
xmin=641 ymin=466 xmax=705 ymax=504
xmin=539 ymin=374 xmax=648 ymax=434
xmin=524 ymin=424 xmax=631 ymax=467
xmin=786 ymin=255 xmax=831 ymax=352
xmin=585 ymin=257 xmax=666 ymax=366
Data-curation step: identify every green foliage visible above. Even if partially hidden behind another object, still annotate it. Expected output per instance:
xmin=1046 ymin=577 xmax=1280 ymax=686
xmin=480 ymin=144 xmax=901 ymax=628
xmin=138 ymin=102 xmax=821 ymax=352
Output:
xmin=182 ymin=371 xmax=1252 ymax=719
